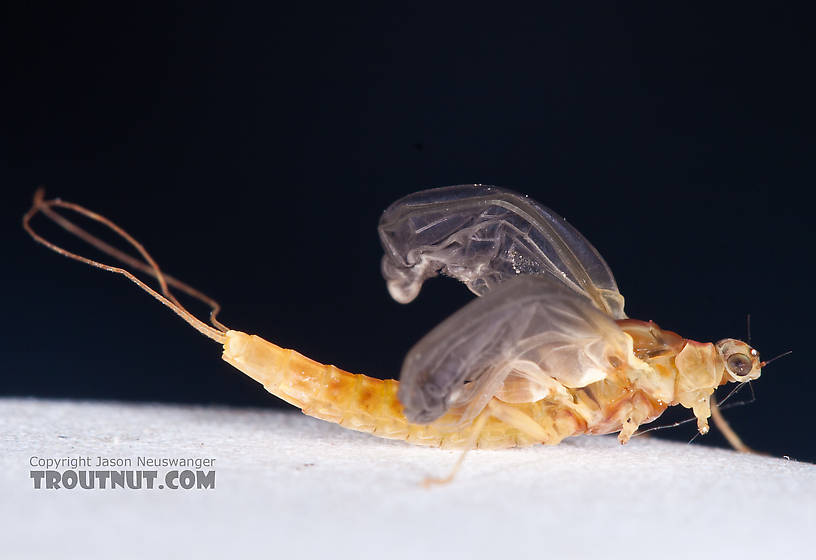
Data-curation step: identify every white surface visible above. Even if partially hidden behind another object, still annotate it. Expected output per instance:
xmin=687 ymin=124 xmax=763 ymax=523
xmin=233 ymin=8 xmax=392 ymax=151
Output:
xmin=1 ymin=398 xmax=813 ymax=559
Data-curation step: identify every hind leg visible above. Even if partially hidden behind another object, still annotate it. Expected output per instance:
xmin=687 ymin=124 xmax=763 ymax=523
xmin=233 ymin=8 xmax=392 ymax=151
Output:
xmin=421 ymin=400 xmax=556 ymax=487
xmin=422 ymin=411 xmax=491 ymax=487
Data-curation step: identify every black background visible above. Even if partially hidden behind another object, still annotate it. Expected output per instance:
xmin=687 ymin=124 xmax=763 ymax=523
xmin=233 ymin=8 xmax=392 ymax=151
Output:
xmin=3 ymin=4 xmax=814 ymax=461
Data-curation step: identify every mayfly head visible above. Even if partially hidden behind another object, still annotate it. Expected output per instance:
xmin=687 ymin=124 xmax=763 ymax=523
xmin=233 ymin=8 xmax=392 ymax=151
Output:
xmin=715 ymin=338 xmax=761 ymax=382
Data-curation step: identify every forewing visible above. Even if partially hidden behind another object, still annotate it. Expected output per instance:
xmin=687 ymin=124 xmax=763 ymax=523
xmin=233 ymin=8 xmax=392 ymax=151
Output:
xmin=378 ymin=184 xmax=626 ymax=318
xmin=397 ymin=274 xmax=631 ymax=427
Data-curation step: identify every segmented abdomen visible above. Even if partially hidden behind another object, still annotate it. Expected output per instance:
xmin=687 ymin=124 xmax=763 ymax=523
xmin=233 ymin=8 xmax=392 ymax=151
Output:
xmin=221 ymin=330 xmax=571 ymax=448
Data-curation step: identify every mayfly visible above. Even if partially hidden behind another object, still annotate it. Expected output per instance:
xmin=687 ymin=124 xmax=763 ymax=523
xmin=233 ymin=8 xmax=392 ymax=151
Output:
xmin=24 ymin=185 xmax=771 ymax=481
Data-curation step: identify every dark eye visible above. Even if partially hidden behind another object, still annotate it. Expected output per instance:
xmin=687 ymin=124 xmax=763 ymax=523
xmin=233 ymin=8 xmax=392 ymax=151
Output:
xmin=727 ymin=353 xmax=753 ymax=376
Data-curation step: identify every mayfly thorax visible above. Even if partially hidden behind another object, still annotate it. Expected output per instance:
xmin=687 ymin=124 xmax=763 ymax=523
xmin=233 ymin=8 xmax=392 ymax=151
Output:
xmin=24 ymin=185 xmax=769 ymax=481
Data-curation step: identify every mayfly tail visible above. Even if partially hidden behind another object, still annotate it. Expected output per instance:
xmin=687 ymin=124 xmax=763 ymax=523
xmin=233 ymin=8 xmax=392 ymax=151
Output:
xmin=24 ymin=187 xmax=227 ymax=330
xmin=23 ymin=187 xmax=227 ymax=344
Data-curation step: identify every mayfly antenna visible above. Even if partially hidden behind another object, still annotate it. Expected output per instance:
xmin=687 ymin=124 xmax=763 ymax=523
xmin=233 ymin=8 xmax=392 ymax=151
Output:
xmin=746 ymin=313 xmax=752 ymax=345
xmin=761 ymin=350 xmax=793 ymax=368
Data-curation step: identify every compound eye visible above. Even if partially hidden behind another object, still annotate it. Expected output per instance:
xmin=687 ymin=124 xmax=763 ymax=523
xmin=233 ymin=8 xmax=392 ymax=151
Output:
xmin=727 ymin=353 xmax=753 ymax=376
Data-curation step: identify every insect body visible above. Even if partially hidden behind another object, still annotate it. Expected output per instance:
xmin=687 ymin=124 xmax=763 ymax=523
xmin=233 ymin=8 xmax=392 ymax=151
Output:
xmin=25 ymin=186 xmax=763 ymax=455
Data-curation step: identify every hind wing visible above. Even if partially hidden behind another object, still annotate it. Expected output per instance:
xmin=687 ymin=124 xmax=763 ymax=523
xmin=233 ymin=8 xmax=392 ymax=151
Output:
xmin=397 ymin=275 xmax=631 ymax=427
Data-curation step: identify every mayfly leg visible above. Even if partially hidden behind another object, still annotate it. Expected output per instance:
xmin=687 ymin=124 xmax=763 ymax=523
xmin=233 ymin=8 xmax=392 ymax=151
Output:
xmin=710 ymin=398 xmax=757 ymax=454
xmin=421 ymin=411 xmax=491 ymax=487
xmin=421 ymin=400 xmax=559 ymax=487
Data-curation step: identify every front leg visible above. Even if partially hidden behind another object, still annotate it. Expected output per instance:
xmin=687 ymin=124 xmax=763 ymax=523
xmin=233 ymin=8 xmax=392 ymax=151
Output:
xmin=618 ymin=393 xmax=652 ymax=444
xmin=691 ymin=393 xmax=712 ymax=435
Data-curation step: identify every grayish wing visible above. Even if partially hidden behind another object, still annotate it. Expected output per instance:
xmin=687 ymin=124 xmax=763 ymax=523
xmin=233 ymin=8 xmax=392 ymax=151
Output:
xmin=378 ymin=184 xmax=625 ymax=319
xmin=397 ymin=275 xmax=631 ymax=426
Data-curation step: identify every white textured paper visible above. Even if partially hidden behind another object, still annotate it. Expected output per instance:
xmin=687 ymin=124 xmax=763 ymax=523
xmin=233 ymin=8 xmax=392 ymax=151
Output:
xmin=1 ymin=398 xmax=813 ymax=559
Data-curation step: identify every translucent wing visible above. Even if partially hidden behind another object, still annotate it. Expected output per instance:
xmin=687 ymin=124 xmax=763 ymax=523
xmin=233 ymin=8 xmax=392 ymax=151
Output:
xmin=397 ymin=274 xmax=632 ymax=426
xmin=378 ymin=184 xmax=626 ymax=319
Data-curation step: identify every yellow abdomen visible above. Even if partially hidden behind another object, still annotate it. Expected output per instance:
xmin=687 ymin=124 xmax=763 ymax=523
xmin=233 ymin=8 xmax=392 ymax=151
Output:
xmin=221 ymin=330 xmax=581 ymax=448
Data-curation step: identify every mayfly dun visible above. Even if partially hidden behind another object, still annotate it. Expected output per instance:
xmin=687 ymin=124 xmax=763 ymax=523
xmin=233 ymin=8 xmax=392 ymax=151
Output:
xmin=24 ymin=185 xmax=774 ymax=483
